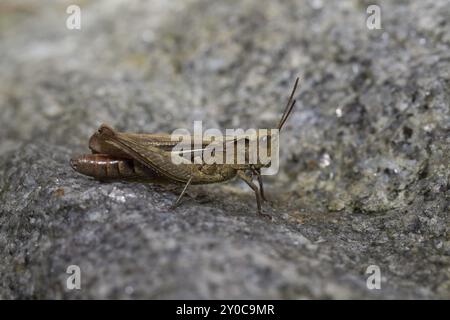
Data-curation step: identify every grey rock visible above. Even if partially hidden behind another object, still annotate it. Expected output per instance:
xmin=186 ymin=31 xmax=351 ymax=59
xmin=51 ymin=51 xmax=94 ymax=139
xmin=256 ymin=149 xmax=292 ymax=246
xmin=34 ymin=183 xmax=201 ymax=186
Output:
xmin=0 ymin=0 xmax=449 ymax=299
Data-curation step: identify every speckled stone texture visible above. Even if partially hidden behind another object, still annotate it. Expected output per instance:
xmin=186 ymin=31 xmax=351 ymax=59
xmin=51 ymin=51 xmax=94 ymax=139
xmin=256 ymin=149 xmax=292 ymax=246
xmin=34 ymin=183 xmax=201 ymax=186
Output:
xmin=0 ymin=0 xmax=449 ymax=299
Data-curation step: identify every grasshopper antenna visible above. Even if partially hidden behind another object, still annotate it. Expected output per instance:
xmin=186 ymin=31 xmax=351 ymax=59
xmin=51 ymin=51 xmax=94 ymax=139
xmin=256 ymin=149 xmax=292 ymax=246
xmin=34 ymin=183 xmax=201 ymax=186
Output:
xmin=277 ymin=77 xmax=299 ymax=131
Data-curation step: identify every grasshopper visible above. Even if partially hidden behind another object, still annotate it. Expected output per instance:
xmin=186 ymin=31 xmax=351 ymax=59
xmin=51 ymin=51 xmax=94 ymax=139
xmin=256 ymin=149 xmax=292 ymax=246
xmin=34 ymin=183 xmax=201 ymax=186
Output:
xmin=70 ymin=77 xmax=299 ymax=217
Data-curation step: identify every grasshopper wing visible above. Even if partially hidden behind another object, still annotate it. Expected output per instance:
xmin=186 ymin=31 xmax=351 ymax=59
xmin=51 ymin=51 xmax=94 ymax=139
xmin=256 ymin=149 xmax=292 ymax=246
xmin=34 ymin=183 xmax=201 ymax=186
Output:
xmin=97 ymin=124 xmax=194 ymax=183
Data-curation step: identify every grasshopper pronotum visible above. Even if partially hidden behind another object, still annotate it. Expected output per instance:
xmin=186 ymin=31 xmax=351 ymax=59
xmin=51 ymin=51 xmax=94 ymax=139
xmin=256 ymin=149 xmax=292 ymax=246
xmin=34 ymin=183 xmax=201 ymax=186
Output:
xmin=71 ymin=77 xmax=299 ymax=217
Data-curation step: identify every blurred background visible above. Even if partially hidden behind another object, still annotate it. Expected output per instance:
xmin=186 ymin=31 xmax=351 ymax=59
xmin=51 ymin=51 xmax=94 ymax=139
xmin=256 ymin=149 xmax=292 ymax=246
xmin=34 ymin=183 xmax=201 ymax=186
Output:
xmin=0 ymin=0 xmax=449 ymax=299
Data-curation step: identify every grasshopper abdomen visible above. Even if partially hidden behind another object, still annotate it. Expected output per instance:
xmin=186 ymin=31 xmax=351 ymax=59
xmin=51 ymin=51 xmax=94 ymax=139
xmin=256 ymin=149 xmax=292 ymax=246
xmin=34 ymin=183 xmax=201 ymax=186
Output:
xmin=70 ymin=154 xmax=166 ymax=182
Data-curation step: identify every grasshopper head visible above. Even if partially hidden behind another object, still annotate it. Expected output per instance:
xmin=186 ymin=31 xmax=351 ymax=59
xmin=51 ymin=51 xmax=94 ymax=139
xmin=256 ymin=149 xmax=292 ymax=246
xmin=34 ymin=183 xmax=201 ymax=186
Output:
xmin=254 ymin=77 xmax=299 ymax=169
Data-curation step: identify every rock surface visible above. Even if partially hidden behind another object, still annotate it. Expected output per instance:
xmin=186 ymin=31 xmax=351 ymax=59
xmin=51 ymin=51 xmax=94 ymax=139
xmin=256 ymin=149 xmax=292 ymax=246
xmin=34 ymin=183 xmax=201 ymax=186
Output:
xmin=0 ymin=0 xmax=449 ymax=299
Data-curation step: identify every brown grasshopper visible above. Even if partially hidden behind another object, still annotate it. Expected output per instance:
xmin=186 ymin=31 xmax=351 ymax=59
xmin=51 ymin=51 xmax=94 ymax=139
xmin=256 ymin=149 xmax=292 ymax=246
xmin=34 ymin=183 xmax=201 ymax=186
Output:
xmin=70 ymin=77 xmax=299 ymax=217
